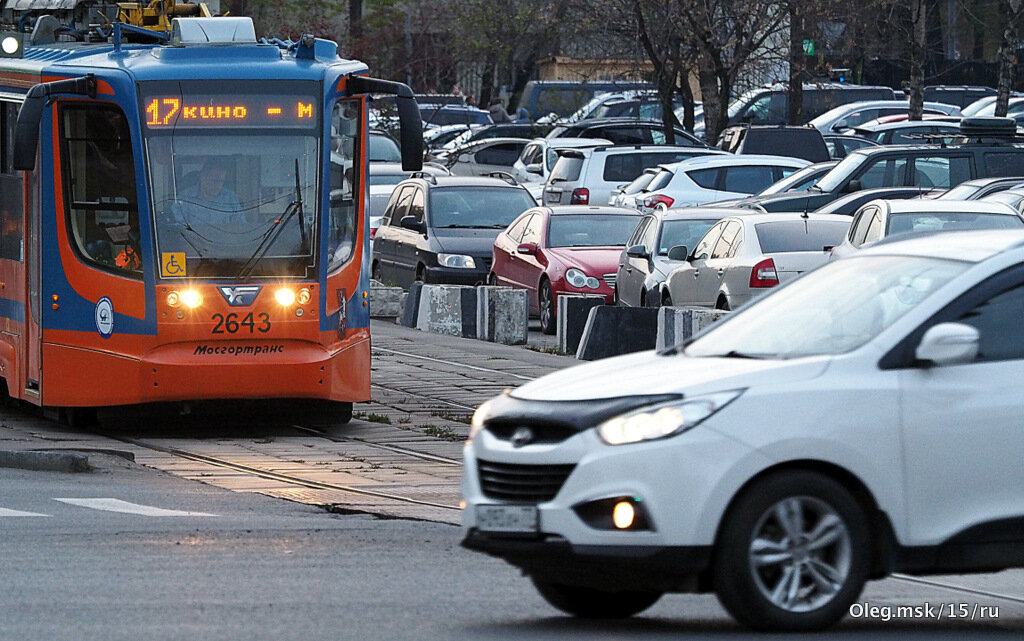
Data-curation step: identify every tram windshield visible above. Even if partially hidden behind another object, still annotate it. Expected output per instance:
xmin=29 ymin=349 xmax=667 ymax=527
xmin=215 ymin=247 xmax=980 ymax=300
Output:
xmin=142 ymin=80 xmax=322 ymax=280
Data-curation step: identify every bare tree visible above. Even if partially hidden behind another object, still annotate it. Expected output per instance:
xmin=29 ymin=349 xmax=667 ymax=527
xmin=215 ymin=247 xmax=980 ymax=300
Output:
xmin=995 ymin=0 xmax=1024 ymax=116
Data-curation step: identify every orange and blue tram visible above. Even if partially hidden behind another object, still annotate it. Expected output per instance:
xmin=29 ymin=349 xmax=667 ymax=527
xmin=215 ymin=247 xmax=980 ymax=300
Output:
xmin=0 ymin=2 xmax=422 ymax=420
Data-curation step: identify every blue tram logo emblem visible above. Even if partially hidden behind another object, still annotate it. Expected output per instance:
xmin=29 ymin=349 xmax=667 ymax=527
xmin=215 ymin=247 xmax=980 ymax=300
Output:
xmin=217 ymin=285 xmax=262 ymax=306
xmin=94 ymin=297 xmax=114 ymax=338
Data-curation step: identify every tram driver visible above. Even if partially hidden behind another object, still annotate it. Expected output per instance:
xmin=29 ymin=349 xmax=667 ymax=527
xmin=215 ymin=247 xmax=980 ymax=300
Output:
xmin=173 ymin=158 xmax=243 ymax=228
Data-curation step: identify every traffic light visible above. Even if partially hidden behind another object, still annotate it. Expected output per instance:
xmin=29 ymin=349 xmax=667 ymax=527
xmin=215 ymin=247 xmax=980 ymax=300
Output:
xmin=0 ymin=32 xmax=23 ymax=58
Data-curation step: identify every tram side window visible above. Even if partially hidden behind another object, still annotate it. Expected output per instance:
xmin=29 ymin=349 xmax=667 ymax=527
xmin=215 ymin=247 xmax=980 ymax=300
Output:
xmin=0 ymin=102 xmax=24 ymax=261
xmin=60 ymin=104 xmax=141 ymax=276
xmin=328 ymin=99 xmax=361 ymax=272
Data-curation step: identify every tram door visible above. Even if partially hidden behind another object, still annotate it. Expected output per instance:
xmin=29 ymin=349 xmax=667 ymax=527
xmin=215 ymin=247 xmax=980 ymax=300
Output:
xmin=38 ymin=100 xmax=145 ymax=405
xmin=0 ymin=101 xmax=32 ymax=398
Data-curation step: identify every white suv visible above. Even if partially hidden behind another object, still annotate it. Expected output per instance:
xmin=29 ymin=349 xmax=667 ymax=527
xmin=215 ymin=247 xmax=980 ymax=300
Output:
xmin=463 ymin=229 xmax=1024 ymax=630
xmin=543 ymin=144 xmax=724 ymax=208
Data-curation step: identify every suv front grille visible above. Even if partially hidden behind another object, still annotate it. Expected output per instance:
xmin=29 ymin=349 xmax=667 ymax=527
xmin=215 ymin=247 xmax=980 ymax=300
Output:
xmin=485 ymin=423 xmax=577 ymax=444
xmin=478 ymin=459 xmax=575 ymax=502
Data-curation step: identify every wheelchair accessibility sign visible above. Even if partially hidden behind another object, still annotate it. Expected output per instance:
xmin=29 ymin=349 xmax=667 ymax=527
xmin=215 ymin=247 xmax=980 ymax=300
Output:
xmin=161 ymin=252 xmax=187 ymax=278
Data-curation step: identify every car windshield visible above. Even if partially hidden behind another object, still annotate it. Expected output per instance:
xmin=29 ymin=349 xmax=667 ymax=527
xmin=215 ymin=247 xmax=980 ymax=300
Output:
xmin=429 ymin=187 xmax=535 ymax=228
xmin=887 ymin=211 xmax=1024 ymax=235
xmin=758 ymin=165 xmax=831 ymax=195
xmin=623 ymin=171 xmax=658 ymax=195
xmin=547 ymin=214 xmax=641 ymax=247
xmin=369 ymin=134 xmax=402 ymax=162
xmin=659 ymin=218 xmax=719 ymax=254
xmin=646 ymin=168 xmax=675 ymax=192
xmin=814 ymin=152 xmax=871 ymax=192
xmin=938 ymin=183 xmax=985 ymax=200
xmin=755 ymin=220 xmax=851 ymax=252
xmin=685 ymin=255 xmax=968 ymax=358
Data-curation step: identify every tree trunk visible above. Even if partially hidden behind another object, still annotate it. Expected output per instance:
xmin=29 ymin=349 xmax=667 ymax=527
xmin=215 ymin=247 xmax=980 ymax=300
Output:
xmin=349 ymin=0 xmax=363 ymax=56
xmin=698 ymin=52 xmax=723 ymax=142
xmin=787 ymin=2 xmax=804 ymax=125
xmin=679 ymin=72 xmax=696 ymax=133
xmin=908 ymin=0 xmax=927 ymax=120
xmin=995 ymin=0 xmax=1021 ymax=117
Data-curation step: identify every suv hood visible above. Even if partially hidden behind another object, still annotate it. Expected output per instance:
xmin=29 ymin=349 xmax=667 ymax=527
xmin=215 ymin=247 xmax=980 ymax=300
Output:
xmin=432 ymin=228 xmax=504 ymax=255
xmin=512 ymin=349 xmax=829 ymax=402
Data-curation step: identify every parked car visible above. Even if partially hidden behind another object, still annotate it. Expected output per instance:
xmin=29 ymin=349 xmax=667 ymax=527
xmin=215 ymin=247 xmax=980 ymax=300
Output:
xmin=463 ymin=228 xmax=1024 ymax=630
xmin=615 ymin=207 xmax=737 ymax=307
xmin=368 ymin=164 xmax=450 ymax=247
xmin=938 ymin=176 xmax=1024 ymax=200
xmin=924 ymin=85 xmax=997 ymax=108
xmin=419 ymin=103 xmax=491 ymax=128
xmin=546 ymin=117 xmax=707 ymax=147
xmin=609 ymin=167 xmax=661 ymax=208
xmin=813 ymin=187 xmax=933 ymax=215
xmin=830 ymin=200 xmax=1023 ymax=259
xmin=490 ymin=206 xmax=642 ymax=333
xmin=369 ymin=130 xmax=402 ymax=163
xmin=756 ymin=161 xmax=838 ymax=195
xmin=662 ymin=212 xmax=849 ymax=308
xmin=371 ymin=175 xmax=536 ymax=287
xmin=979 ymin=186 xmax=1024 ymax=213
xmin=733 ymin=117 xmax=1024 ymax=213
xmin=960 ymin=95 xmax=1024 ymax=118
xmin=443 ymin=137 xmax=531 ymax=176
xmin=823 ymin=133 xmax=879 ymax=159
xmin=717 ymin=125 xmax=830 ymax=163
xmin=634 ymin=155 xmax=811 ymax=212
xmin=439 ymin=123 xmax=549 ymax=154
xmin=424 ymin=124 xmax=475 ymax=153
xmin=808 ymin=100 xmax=962 ymax=134
xmin=592 ymin=94 xmax=684 ymax=121
xmin=544 ymin=144 xmax=724 ymax=207
xmin=511 ymin=137 xmax=611 ymax=190
xmin=848 ymin=118 xmax=961 ymax=145
xmin=517 ymin=80 xmax=655 ymax=120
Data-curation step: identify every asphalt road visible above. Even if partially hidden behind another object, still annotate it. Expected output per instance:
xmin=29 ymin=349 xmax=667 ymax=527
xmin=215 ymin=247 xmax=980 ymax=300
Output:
xmin=2 ymin=455 xmax=1022 ymax=641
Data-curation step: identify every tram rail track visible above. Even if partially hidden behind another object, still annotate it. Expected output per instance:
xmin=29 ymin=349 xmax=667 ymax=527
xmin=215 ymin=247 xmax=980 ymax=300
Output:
xmin=290 ymin=424 xmax=462 ymax=466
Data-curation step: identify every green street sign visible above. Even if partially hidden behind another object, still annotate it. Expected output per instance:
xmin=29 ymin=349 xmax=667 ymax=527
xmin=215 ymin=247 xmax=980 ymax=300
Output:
xmin=803 ymin=39 xmax=815 ymax=56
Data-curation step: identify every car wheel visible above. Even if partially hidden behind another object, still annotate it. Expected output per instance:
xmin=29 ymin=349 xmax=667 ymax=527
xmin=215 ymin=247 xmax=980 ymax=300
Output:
xmin=532 ymin=579 xmax=662 ymax=619
xmin=539 ymin=279 xmax=556 ymax=335
xmin=713 ymin=471 xmax=871 ymax=632
xmin=715 ymin=295 xmax=730 ymax=311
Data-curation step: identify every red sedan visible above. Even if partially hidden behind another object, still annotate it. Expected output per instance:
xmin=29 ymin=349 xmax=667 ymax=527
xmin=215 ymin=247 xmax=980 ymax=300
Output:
xmin=490 ymin=206 xmax=642 ymax=334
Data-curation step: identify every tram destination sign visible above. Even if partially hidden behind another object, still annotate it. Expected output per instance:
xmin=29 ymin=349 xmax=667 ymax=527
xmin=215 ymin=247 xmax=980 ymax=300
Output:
xmin=142 ymin=93 xmax=318 ymax=129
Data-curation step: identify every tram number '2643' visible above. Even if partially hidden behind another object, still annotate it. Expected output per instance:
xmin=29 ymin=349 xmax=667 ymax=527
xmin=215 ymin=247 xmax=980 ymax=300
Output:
xmin=211 ymin=312 xmax=271 ymax=334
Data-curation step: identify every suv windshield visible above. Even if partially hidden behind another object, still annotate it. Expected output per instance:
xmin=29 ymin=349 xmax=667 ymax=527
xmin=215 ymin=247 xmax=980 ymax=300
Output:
xmin=685 ymin=255 xmax=967 ymax=358
xmin=814 ymin=151 xmax=872 ymax=192
xmin=142 ymin=80 xmax=320 ymax=279
xmin=429 ymin=187 xmax=535 ymax=228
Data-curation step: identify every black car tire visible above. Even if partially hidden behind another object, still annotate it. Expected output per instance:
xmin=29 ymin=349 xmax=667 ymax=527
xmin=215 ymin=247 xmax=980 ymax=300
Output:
xmin=532 ymin=579 xmax=662 ymax=619
xmin=539 ymin=279 xmax=556 ymax=335
xmin=712 ymin=470 xmax=871 ymax=632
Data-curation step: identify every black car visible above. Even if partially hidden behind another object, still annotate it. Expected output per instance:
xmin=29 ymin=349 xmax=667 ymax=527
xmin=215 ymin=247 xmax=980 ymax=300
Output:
xmin=717 ymin=125 xmax=830 ymax=163
xmin=812 ymin=187 xmax=934 ymax=215
xmin=440 ymin=123 xmax=550 ymax=154
xmin=823 ymin=133 xmax=879 ymax=159
xmin=723 ymin=118 xmax=1024 ymax=213
xmin=372 ymin=175 xmax=537 ymax=287
xmin=546 ymin=117 xmax=708 ymax=147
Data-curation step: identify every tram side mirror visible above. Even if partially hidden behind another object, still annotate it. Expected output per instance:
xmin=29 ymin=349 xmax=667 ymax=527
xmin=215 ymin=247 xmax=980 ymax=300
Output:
xmin=347 ymin=75 xmax=423 ymax=172
xmin=14 ymin=74 xmax=96 ymax=171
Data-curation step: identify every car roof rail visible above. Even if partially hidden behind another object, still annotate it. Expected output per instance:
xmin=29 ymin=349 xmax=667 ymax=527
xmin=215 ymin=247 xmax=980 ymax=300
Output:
xmin=484 ymin=171 xmax=519 ymax=185
xmin=409 ymin=172 xmax=438 ymax=184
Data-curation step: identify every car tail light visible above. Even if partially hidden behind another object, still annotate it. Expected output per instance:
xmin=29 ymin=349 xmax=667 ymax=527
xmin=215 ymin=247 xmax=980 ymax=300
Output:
xmin=369 ymin=226 xmax=378 ymax=240
xmin=749 ymin=258 xmax=779 ymax=288
xmin=643 ymin=194 xmax=674 ymax=210
xmin=570 ymin=187 xmax=590 ymax=205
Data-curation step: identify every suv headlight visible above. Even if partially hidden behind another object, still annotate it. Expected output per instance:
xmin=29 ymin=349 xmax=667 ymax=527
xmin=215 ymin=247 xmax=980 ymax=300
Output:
xmin=566 ymin=268 xmax=600 ymax=289
xmin=438 ymin=253 xmax=476 ymax=269
xmin=597 ymin=390 xmax=743 ymax=445
xmin=468 ymin=399 xmax=494 ymax=441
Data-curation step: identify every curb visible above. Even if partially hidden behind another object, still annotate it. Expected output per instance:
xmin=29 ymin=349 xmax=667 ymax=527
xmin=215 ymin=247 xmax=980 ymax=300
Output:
xmin=0 ymin=450 xmax=92 ymax=473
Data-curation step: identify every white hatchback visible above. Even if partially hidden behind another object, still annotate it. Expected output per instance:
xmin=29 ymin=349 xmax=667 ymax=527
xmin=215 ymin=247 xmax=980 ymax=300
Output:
xmin=462 ymin=230 xmax=1024 ymax=631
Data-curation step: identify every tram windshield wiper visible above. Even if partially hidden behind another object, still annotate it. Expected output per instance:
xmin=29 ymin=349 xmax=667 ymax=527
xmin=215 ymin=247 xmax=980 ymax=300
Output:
xmin=235 ymin=159 xmax=305 ymax=281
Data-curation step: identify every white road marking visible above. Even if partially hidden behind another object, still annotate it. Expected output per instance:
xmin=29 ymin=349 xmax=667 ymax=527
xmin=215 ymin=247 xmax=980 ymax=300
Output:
xmin=0 ymin=507 xmax=51 ymax=517
xmin=54 ymin=498 xmax=217 ymax=517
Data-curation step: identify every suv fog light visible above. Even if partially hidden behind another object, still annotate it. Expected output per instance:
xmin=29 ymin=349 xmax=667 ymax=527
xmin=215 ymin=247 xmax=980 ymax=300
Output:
xmin=573 ymin=496 xmax=652 ymax=531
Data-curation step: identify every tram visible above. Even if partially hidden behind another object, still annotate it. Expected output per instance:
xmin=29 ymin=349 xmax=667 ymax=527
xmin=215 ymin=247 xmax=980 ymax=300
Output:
xmin=0 ymin=0 xmax=421 ymax=421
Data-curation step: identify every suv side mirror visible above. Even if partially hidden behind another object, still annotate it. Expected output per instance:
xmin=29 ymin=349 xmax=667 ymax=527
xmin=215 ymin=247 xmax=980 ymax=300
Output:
xmin=915 ymin=322 xmax=979 ymax=366
xmin=626 ymin=244 xmax=650 ymax=259
xmin=667 ymin=245 xmax=689 ymax=261
xmin=400 ymin=215 xmax=426 ymax=235
xmin=846 ymin=179 xmax=862 ymax=193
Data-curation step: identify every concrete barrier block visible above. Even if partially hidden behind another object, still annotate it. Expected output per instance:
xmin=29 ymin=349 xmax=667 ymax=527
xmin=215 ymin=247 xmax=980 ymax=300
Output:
xmin=369 ymin=283 xmax=404 ymax=318
xmin=656 ymin=306 xmax=730 ymax=351
xmin=397 ymin=281 xmax=424 ymax=327
xmin=576 ymin=306 xmax=659 ymax=361
xmin=476 ymin=286 xmax=528 ymax=345
xmin=557 ymin=294 xmax=606 ymax=355
xmin=415 ymin=285 xmax=478 ymax=338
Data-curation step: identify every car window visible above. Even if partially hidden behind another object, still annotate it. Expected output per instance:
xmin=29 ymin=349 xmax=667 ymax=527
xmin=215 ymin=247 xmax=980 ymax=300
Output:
xmin=983 ymin=152 xmax=1024 ymax=178
xmin=521 ymin=143 xmax=542 ymax=166
xmin=476 ymin=142 xmax=524 ymax=166
xmin=548 ymin=154 xmax=585 ymax=182
xmin=603 ymin=153 xmax=645 ymax=183
xmin=711 ymin=221 xmax=742 ymax=258
xmin=647 ymin=168 xmax=675 ymax=191
xmin=863 ymin=209 xmax=883 ymax=244
xmin=506 ymin=213 xmax=532 ymax=242
xmin=722 ymin=166 xmax=776 ymax=193
xmin=887 ymin=211 xmax=1023 ymax=235
xmin=755 ymin=220 xmax=850 ymax=252
xmin=627 ymin=216 xmax=651 ymax=246
xmin=956 ymin=281 xmax=1024 ymax=362
xmin=849 ymin=206 xmax=873 ymax=243
xmin=641 ymin=215 xmax=659 ymax=251
xmin=658 ymin=219 xmax=719 ymax=255
xmin=521 ymin=213 xmax=542 ymax=245
xmin=596 ymin=127 xmax=649 ymax=144
xmin=651 ymin=130 xmax=666 ymax=145
xmin=743 ymin=92 xmax=786 ymax=124
xmin=688 ymin=167 xmax=720 ymax=190
xmin=409 ymin=188 xmax=425 ymax=222
xmin=911 ymin=156 xmax=971 ymax=189
xmin=387 ymin=186 xmax=414 ymax=226
xmin=691 ymin=221 xmax=726 ymax=260
xmin=368 ymin=134 xmax=402 ymax=162
xmin=857 ymin=156 xmax=911 ymax=189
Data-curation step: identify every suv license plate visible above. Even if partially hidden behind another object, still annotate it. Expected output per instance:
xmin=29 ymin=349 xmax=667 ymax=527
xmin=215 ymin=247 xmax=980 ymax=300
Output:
xmin=476 ymin=505 xmax=538 ymax=533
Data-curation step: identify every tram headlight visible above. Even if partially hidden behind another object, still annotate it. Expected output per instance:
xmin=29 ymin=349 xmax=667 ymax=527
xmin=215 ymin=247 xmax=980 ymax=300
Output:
xmin=180 ymin=289 xmax=203 ymax=309
xmin=275 ymin=288 xmax=296 ymax=306
xmin=296 ymin=287 xmax=312 ymax=305
xmin=1 ymin=36 xmax=21 ymax=56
